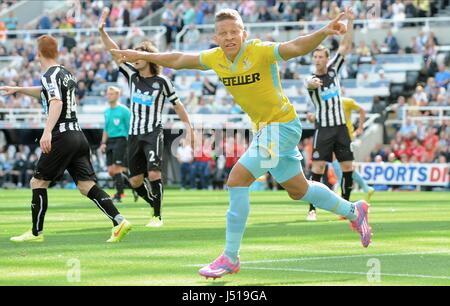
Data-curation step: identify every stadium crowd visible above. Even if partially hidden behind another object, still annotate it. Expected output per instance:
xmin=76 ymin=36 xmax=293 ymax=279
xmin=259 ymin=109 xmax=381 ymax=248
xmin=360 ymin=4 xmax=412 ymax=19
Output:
xmin=0 ymin=0 xmax=449 ymax=190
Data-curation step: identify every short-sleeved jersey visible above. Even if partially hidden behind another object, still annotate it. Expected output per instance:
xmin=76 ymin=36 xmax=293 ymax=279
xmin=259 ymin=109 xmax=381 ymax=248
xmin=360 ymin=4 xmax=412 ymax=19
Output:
xmin=119 ymin=63 xmax=181 ymax=135
xmin=200 ymin=39 xmax=296 ymax=130
xmin=342 ymin=97 xmax=361 ymax=140
xmin=40 ymin=65 xmax=80 ymax=134
xmin=308 ymin=52 xmax=346 ymax=128
xmin=104 ymin=104 xmax=131 ymax=138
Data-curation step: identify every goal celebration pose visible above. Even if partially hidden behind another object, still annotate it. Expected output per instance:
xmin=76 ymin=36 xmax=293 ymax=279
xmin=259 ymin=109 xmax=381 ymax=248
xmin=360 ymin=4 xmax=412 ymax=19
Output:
xmin=111 ymin=8 xmax=372 ymax=279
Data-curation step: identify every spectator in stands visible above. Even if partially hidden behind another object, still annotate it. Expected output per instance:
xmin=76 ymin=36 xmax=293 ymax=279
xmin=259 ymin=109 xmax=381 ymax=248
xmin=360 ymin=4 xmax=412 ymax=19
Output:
xmin=191 ymin=134 xmax=213 ymax=190
xmin=405 ymin=0 xmax=418 ymax=18
xmin=400 ymin=117 xmax=418 ymax=138
xmin=76 ymin=80 xmax=86 ymax=102
xmin=216 ymin=0 xmax=236 ymax=13
xmin=85 ymin=70 xmax=96 ymax=93
xmin=412 ymin=85 xmax=428 ymax=106
xmin=424 ymin=77 xmax=440 ymax=102
xmin=95 ymin=63 xmax=108 ymax=81
xmin=10 ymin=152 xmax=27 ymax=188
xmin=194 ymin=96 xmax=212 ymax=114
xmin=257 ymin=5 xmax=273 ymax=22
xmin=435 ymin=63 xmax=450 ymax=88
xmin=238 ymin=0 xmax=257 ymax=22
xmin=161 ymin=2 xmax=177 ymax=46
xmin=184 ymin=24 xmax=201 ymax=50
xmin=3 ymin=11 xmax=18 ymax=39
xmin=105 ymin=63 xmax=119 ymax=82
xmin=415 ymin=120 xmax=427 ymax=142
xmin=425 ymin=39 xmax=438 ymax=61
xmin=38 ymin=10 xmax=52 ymax=30
xmin=176 ymin=138 xmax=193 ymax=189
xmin=392 ymin=0 xmax=406 ymax=28
xmin=181 ymin=0 xmax=196 ymax=27
xmin=423 ymin=127 xmax=439 ymax=149
xmin=214 ymin=97 xmax=231 ymax=114
xmin=383 ymin=30 xmax=400 ymax=54
xmin=292 ymin=0 xmax=307 ymax=21
xmin=370 ymin=40 xmax=381 ymax=56
xmin=410 ymin=138 xmax=425 ymax=162
xmin=356 ymin=40 xmax=370 ymax=57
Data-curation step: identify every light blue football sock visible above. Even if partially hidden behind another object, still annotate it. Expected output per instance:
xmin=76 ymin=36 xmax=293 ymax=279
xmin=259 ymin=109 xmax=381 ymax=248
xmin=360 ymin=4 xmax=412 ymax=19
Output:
xmin=224 ymin=187 xmax=250 ymax=261
xmin=301 ymin=181 xmax=357 ymax=220
xmin=353 ymin=171 xmax=370 ymax=193
xmin=332 ymin=160 xmax=342 ymax=185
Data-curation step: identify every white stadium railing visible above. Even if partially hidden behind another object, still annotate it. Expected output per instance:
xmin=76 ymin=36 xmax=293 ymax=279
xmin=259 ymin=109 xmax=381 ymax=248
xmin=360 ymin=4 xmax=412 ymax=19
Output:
xmin=0 ymin=108 xmax=381 ymax=131
xmin=402 ymin=106 xmax=450 ymax=125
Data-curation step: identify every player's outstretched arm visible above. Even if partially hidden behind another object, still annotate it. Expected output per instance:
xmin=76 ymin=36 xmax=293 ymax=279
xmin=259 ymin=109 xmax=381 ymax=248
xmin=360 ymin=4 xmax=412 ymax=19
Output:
xmin=98 ymin=7 xmax=121 ymax=64
xmin=0 ymin=86 xmax=41 ymax=99
xmin=337 ymin=8 xmax=355 ymax=57
xmin=111 ymin=49 xmax=204 ymax=70
xmin=356 ymin=103 xmax=366 ymax=136
xmin=278 ymin=12 xmax=346 ymax=61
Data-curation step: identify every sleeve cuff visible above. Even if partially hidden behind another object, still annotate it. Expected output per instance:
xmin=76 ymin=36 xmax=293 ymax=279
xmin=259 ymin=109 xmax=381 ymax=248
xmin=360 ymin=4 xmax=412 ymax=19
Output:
xmin=274 ymin=44 xmax=284 ymax=62
xmin=199 ymin=52 xmax=210 ymax=70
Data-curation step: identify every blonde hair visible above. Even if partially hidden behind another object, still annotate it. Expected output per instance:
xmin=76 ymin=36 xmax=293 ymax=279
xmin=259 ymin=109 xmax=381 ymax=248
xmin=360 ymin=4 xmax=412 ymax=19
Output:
xmin=215 ymin=9 xmax=244 ymax=30
xmin=107 ymin=86 xmax=121 ymax=94
xmin=313 ymin=45 xmax=331 ymax=58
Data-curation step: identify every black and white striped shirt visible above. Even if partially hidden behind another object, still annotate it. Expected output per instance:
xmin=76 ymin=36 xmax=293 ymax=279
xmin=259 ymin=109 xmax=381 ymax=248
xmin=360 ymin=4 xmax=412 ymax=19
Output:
xmin=307 ymin=52 xmax=346 ymax=128
xmin=40 ymin=65 xmax=81 ymax=134
xmin=119 ymin=63 xmax=181 ymax=136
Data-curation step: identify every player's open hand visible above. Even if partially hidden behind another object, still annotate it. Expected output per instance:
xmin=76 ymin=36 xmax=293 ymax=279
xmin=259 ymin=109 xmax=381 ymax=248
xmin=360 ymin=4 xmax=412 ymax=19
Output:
xmin=323 ymin=12 xmax=346 ymax=36
xmin=344 ymin=7 xmax=355 ymax=21
xmin=40 ymin=131 xmax=52 ymax=154
xmin=0 ymin=86 xmax=18 ymax=96
xmin=110 ymin=49 xmax=144 ymax=64
xmin=98 ymin=7 xmax=109 ymax=31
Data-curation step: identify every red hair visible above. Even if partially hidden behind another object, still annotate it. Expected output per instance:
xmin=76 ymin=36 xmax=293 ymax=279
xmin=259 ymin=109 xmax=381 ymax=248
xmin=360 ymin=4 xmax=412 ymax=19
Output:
xmin=37 ymin=35 xmax=58 ymax=60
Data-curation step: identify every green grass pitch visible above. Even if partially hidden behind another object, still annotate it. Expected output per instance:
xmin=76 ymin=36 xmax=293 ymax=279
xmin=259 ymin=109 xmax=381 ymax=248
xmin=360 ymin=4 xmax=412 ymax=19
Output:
xmin=1 ymin=189 xmax=450 ymax=285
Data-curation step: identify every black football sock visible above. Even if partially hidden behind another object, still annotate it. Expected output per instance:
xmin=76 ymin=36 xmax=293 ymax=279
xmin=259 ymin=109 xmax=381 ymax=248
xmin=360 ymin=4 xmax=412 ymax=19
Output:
xmin=31 ymin=188 xmax=48 ymax=236
xmin=113 ymin=173 xmax=125 ymax=197
xmin=121 ymin=172 xmax=131 ymax=189
xmin=341 ymin=171 xmax=354 ymax=201
xmin=87 ymin=185 xmax=123 ymax=226
xmin=150 ymin=179 xmax=163 ymax=218
xmin=309 ymin=172 xmax=323 ymax=212
xmin=134 ymin=182 xmax=154 ymax=208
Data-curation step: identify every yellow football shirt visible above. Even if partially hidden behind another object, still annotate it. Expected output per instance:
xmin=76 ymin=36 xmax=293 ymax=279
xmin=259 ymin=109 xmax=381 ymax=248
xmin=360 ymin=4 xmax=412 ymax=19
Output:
xmin=342 ymin=97 xmax=361 ymax=140
xmin=200 ymin=39 xmax=297 ymax=130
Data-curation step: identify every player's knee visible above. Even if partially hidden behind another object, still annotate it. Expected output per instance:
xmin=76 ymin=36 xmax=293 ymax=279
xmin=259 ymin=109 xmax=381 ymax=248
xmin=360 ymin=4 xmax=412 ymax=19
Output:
xmin=77 ymin=181 xmax=96 ymax=196
xmin=148 ymin=170 xmax=161 ymax=181
xmin=288 ymin=191 xmax=305 ymax=201
xmin=129 ymin=176 xmax=143 ymax=189
xmin=312 ymin=164 xmax=325 ymax=174
xmin=30 ymin=177 xmax=49 ymax=189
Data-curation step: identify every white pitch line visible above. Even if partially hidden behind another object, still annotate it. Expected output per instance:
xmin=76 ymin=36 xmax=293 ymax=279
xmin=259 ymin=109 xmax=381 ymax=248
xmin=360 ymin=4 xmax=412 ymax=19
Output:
xmin=244 ymin=267 xmax=450 ymax=280
xmin=188 ymin=250 xmax=450 ymax=267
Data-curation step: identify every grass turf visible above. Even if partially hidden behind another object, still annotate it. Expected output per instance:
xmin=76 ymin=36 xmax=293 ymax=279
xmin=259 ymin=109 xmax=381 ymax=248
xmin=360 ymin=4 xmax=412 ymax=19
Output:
xmin=0 ymin=189 xmax=449 ymax=285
